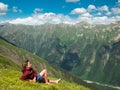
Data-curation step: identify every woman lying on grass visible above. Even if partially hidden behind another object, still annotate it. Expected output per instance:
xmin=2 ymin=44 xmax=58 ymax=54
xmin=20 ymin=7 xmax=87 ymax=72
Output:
xmin=20 ymin=60 xmax=61 ymax=84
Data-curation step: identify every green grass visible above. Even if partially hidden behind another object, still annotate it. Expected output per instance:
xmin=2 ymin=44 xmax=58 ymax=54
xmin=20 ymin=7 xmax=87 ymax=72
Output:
xmin=0 ymin=69 xmax=90 ymax=90
xmin=0 ymin=54 xmax=20 ymax=70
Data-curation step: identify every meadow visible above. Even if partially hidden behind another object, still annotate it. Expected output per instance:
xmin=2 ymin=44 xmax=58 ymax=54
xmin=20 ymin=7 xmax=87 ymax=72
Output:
xmin=0 ymin=69 xmax=90 ymax=90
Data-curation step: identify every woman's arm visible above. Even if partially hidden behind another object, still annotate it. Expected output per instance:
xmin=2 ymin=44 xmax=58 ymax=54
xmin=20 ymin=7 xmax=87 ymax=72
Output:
xmin=32 ymin=69 xmax=37 ymax=82
xmin=29 ymin=69 xmax=37 ymax=82
xmin=29 ymin=77 xmax=36 ymax=82
xmin=20 ymin=71 xmax=30 ymax=80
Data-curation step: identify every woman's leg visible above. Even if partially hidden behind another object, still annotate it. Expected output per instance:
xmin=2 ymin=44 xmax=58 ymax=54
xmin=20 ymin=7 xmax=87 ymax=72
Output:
xmin=39 ymin=69 xmax=49 ymax=83
xmin=39 ymin=69 xmax=61 ymax=84
xmin=49 ymin=79 xmax=61 ymax=84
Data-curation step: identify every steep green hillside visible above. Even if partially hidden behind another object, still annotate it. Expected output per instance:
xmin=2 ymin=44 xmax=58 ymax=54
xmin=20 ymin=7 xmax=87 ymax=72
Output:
xmin=0 ymin=22 xmax=120 ymax=86
xmin=0 ymin=69 xmax=90 ymax=90
xmin=0 ymin=54 xmax=20 ymax=70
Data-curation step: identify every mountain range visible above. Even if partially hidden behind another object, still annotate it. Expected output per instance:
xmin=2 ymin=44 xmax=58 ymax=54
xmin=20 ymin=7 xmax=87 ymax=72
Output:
xmin=0 ymin=21 xmax=120 ymax=87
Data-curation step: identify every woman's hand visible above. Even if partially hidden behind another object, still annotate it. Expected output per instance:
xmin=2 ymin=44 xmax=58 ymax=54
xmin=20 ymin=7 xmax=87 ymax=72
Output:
xmin=29 ymin=80 xmax=33 ymax=82
xmin=32 ymin=77 xmax=36 ymax=82
xmin=29 ymin=77 xmax=36 ymax=82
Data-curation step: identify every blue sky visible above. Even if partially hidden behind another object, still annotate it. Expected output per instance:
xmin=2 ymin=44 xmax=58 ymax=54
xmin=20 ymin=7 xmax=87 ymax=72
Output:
xmin=0 ymin=0 xmax=120 ymax=25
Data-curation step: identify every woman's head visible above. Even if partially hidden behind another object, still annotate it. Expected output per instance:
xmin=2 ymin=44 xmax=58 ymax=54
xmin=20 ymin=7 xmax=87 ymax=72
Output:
xmin=22 ymin=60 xmax=32 ymax=69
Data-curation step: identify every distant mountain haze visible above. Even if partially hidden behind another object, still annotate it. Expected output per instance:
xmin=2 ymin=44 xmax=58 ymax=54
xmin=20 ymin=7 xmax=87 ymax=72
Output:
xmin=0 ymin=21 xmax=120 ymax=86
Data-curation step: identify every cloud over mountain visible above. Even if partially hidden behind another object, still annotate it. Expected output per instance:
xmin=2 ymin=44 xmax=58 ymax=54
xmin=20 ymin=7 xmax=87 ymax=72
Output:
xmin=9 ymin=11 xmax=120 ymax=25
xmin=9 ymin=13 xmax=78 ymax=25
xmin=0 ymin=2 xmax=8 ymax=15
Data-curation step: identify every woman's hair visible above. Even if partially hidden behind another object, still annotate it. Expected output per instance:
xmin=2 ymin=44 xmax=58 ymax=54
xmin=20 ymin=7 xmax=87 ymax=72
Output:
xmin=22 ymin=60 xmax=29 ymax=73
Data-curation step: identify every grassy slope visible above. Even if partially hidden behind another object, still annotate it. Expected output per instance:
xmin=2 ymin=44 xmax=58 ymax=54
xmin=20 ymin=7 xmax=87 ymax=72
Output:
xmin=0 ymin=38 xmax=90 ymax=90
xmin=0 ymin=69 xmax=90 ymax=90
xmin=0 ymin=54 xmax=20 ymax=70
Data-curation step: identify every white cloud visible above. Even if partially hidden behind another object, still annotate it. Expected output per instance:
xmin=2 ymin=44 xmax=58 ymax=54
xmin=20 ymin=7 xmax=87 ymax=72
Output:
xmin=88 ymin=5 xmax=96 ymax=12
xmin=115 ymin=16 xmax=120 ymax=21
xmin=81 ymin=12 xmax=92 ymax=17
xmin=9 ymin=17 xmax=33 ymax=24
xmin=97 ymin=12 xmax=102 ymax=16
xmin=98 ymin=5 xmax=109 ymax=12
xmin=78 ymin=15 xmax=118 ymax=24
xmin=105 ymin=12 xmax=112 ymax=16
xmin=9 ymin=13 xmax=78 ymax=25
xmin=91 ymin=16 xmax=109 ymax=24
xmin=112 ymin=8 xmax=120 ymax=15
xmin=34 ymin=8 xmax=43 ymax=14
xmin=71 ymin=8 xmax=86 ymax=14
xmin=66 ymin=0 xmax=80 ymax=3
xmin=0 ymin=2 xmax=8 ymax=15
xmin=8 ymin=11 xmax=119 ymax=25
xmin=12 ymin=6 xmax=22 ymax=13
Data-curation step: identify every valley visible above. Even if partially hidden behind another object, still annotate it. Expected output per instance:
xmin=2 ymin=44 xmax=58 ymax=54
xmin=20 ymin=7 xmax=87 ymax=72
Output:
xmin=0 ymin=22 xmax=120 ymax=87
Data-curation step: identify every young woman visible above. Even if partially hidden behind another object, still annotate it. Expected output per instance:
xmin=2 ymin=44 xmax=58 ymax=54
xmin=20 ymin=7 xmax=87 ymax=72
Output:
xmin=20 ymin=60 xmax=61 ymax=84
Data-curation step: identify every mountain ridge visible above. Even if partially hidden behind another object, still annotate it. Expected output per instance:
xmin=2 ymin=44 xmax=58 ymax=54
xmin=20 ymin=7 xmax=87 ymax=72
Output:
xmin=0 ymin=21 xmax=120 ymax=86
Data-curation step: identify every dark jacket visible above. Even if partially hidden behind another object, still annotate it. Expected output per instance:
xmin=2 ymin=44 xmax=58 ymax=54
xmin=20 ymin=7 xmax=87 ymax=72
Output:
xmin=20 ymin=68 xmax=37 ymax=81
